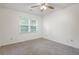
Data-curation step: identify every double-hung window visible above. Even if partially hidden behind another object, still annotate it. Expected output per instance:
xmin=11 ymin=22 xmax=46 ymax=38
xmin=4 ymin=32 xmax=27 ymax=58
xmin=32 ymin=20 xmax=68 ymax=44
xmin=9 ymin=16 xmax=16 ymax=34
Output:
xmin=20 ymin=16 xmax=38 ymax=33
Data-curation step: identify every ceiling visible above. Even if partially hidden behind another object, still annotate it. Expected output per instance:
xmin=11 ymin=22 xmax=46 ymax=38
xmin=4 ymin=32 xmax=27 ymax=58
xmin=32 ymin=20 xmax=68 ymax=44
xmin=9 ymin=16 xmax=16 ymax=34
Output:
xmin=0 ymin=3 xmax=76 ymax=16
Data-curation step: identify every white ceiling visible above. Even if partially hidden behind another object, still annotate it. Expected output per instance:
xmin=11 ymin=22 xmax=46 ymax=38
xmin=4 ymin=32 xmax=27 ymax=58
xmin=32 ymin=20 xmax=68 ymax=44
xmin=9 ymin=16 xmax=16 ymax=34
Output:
xmin=0 ymin=3 xmax=76 ymax=16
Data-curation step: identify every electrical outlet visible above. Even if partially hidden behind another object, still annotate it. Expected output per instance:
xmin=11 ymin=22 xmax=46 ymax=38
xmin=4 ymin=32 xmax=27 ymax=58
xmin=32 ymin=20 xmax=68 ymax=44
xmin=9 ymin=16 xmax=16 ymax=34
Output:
xmin=70 ymin=40 xmax=74 ymax=42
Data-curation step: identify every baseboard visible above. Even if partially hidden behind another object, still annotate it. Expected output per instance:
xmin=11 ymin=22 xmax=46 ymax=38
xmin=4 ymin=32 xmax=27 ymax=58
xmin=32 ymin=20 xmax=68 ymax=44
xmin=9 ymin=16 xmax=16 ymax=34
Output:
xmin=0 ymin=37 xmax=43 ymax=47
xmin=43 ymin=36 xmax=79 ymax=49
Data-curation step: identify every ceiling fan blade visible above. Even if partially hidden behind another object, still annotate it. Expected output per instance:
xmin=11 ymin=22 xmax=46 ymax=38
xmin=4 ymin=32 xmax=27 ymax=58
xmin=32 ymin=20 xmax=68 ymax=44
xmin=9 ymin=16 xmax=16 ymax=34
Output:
xmin=41 ymin=3 xmax=45 ymax=6
xmin=47 ymin=6 xmax=54 ymax=9
xmin=31 ymin=5 xmax=40 ymax=8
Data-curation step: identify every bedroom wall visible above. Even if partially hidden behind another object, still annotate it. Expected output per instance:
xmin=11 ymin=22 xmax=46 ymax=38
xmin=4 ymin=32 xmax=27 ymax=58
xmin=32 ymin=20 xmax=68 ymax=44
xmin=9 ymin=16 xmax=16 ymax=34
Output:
xmin=43 ymin=4 xmax=79 ymax=48
xmin=0 ymin=7 xmax=42 ymax=46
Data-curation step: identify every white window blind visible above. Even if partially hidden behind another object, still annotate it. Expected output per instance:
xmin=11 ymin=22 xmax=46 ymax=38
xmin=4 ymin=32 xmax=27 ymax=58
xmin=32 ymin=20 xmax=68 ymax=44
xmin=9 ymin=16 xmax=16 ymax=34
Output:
xmin=19 ymin=16 xmax=38 ymax=33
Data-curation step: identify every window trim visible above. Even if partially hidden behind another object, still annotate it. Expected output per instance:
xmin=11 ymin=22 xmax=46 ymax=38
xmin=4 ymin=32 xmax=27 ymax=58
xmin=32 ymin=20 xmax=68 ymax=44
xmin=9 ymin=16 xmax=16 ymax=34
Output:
xmin=19 ymin=16 xmax=38 ymax=33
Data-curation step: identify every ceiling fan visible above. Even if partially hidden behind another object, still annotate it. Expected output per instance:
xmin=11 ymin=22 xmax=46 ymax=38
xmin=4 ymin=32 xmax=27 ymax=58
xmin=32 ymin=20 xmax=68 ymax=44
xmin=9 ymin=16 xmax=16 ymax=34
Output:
xmin=31 ymin=3 xmax=54 ymax=11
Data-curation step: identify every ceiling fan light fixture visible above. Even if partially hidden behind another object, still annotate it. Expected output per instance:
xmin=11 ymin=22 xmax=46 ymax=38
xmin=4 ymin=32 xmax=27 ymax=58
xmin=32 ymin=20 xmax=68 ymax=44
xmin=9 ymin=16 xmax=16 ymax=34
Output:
xmin=31 ymin=3 xmax=54 ymax=12
xmin=40 ymin=5 xmax=47 ymax=10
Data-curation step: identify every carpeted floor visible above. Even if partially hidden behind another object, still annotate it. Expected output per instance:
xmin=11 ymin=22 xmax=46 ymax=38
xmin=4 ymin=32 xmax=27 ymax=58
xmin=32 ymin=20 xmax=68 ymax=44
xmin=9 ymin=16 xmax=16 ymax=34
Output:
xmin=0 ymin=38 xmax=79 ymax=55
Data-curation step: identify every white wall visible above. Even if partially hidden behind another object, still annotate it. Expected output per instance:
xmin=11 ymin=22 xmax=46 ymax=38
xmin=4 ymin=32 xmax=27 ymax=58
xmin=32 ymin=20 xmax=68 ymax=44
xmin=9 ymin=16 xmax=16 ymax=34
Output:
xmin=0 ymin=7 xmax=42 ymax=46
xmin=1 ymin=4 xmax=79 ymax=49
xmin=43 ymin=4 xmax=79 ymax=48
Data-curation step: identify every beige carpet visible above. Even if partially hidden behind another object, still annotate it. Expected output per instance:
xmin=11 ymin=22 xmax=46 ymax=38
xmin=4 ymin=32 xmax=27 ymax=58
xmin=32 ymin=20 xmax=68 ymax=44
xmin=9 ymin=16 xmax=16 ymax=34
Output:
xmin=0 ymin=38 xmax=79 ymax=55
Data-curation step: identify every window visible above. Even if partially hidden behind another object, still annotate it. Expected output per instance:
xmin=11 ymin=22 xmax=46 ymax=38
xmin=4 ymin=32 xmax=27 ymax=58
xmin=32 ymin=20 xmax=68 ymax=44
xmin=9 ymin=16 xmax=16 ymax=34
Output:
xmin=19 ymin=16 xmax=38 ymax=33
